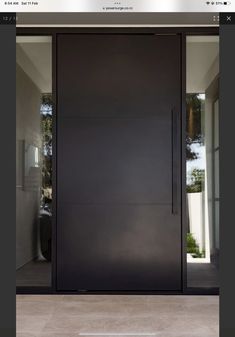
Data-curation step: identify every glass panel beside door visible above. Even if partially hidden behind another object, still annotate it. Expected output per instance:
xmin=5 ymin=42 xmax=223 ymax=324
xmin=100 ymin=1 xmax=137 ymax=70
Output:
xmin=186 ymin=35 xmax=219 ymax=289
xmin=16 ymin=36 xmax=52 ymax=287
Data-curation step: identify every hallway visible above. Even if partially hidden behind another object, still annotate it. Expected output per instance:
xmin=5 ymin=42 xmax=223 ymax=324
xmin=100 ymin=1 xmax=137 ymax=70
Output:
xmin=17 ymin=295 xmax=219 ymax=337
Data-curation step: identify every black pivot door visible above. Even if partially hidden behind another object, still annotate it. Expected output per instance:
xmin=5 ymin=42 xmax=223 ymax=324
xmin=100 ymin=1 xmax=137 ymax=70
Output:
xmin=57 ymin=34 xmax=182 ymax=291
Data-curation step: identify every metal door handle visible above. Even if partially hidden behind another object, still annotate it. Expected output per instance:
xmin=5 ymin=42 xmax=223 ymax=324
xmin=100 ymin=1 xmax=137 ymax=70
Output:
xmin=172 ymin=107 xmax=178 ymax=215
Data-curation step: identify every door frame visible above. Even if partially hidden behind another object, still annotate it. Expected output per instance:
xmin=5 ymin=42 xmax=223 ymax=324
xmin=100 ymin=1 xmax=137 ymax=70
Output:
xmin=16 ymin=26 xmax=219 ymax=295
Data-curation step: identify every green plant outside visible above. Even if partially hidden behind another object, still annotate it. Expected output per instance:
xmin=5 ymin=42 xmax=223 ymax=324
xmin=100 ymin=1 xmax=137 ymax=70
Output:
xmin=187 ymin=233 xmax=205 ymax=258
xmin=187 ymin=168 xmax=205 ymax=193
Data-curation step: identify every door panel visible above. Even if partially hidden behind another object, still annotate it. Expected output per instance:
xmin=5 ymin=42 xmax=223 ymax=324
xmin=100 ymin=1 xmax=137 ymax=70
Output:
xmin=58 ymin=204 xmax=180 ymax=290
xmin=58 ymin=118 xmax=172 ymax=204
xmin=57 ymin=34 xmax=182 ymax=291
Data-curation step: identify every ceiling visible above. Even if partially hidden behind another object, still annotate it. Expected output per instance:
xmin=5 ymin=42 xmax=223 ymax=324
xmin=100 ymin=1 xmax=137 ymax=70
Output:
xmin=186 ymin=36 xmax=219 ymax=93
xmin=16 ymin=36 xmax=52 ymax=93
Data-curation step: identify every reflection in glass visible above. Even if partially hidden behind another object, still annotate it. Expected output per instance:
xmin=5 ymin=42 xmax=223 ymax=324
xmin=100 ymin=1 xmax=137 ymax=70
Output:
xmin=186 ymin=36 xmax=219 ymax=288
xmin=16 ymin=36 xmax=52 ymax=287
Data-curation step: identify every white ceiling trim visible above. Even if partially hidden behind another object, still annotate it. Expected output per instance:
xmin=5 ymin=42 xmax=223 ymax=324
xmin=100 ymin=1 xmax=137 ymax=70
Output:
xmin=16 ymin=36 xmax=52 ymax=43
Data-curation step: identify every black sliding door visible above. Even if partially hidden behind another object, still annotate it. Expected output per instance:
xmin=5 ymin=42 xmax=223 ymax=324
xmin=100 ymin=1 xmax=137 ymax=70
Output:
xmin=57 ymin=34 xmax=182 ymax=291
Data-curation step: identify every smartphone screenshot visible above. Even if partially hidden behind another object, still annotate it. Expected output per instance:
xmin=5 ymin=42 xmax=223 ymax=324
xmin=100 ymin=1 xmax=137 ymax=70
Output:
xmin=0 ymin=1 xmax=234 ymax=336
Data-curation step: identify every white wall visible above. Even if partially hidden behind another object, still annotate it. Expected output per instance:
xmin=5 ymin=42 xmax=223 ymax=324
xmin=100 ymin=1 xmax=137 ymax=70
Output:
xmin=187 ymin=192 xmax=204 ymax=251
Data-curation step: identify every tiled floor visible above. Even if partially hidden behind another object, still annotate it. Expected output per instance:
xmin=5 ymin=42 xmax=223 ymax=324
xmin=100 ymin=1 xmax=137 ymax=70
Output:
xmin=16 ymin=260 xmax=51 ymax=287
xmin=17 ymin=295 xmax=219 ymax=337
xmin=187 ymin=263 xmax=219 ymax=288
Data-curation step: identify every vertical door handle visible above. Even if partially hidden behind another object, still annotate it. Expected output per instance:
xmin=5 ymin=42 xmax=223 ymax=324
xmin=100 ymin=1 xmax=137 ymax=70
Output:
xmin=172 ymin=108 xmax=178 ymax=215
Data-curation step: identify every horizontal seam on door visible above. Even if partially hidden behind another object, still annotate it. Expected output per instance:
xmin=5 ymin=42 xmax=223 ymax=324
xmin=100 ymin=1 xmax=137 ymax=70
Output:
xmin=56 ymin=202 xmax=175 ymax=205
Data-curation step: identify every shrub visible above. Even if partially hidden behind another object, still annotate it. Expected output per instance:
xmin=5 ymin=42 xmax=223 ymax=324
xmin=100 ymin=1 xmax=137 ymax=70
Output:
xmin=187 ymin=233 xmax=205 ymax=258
